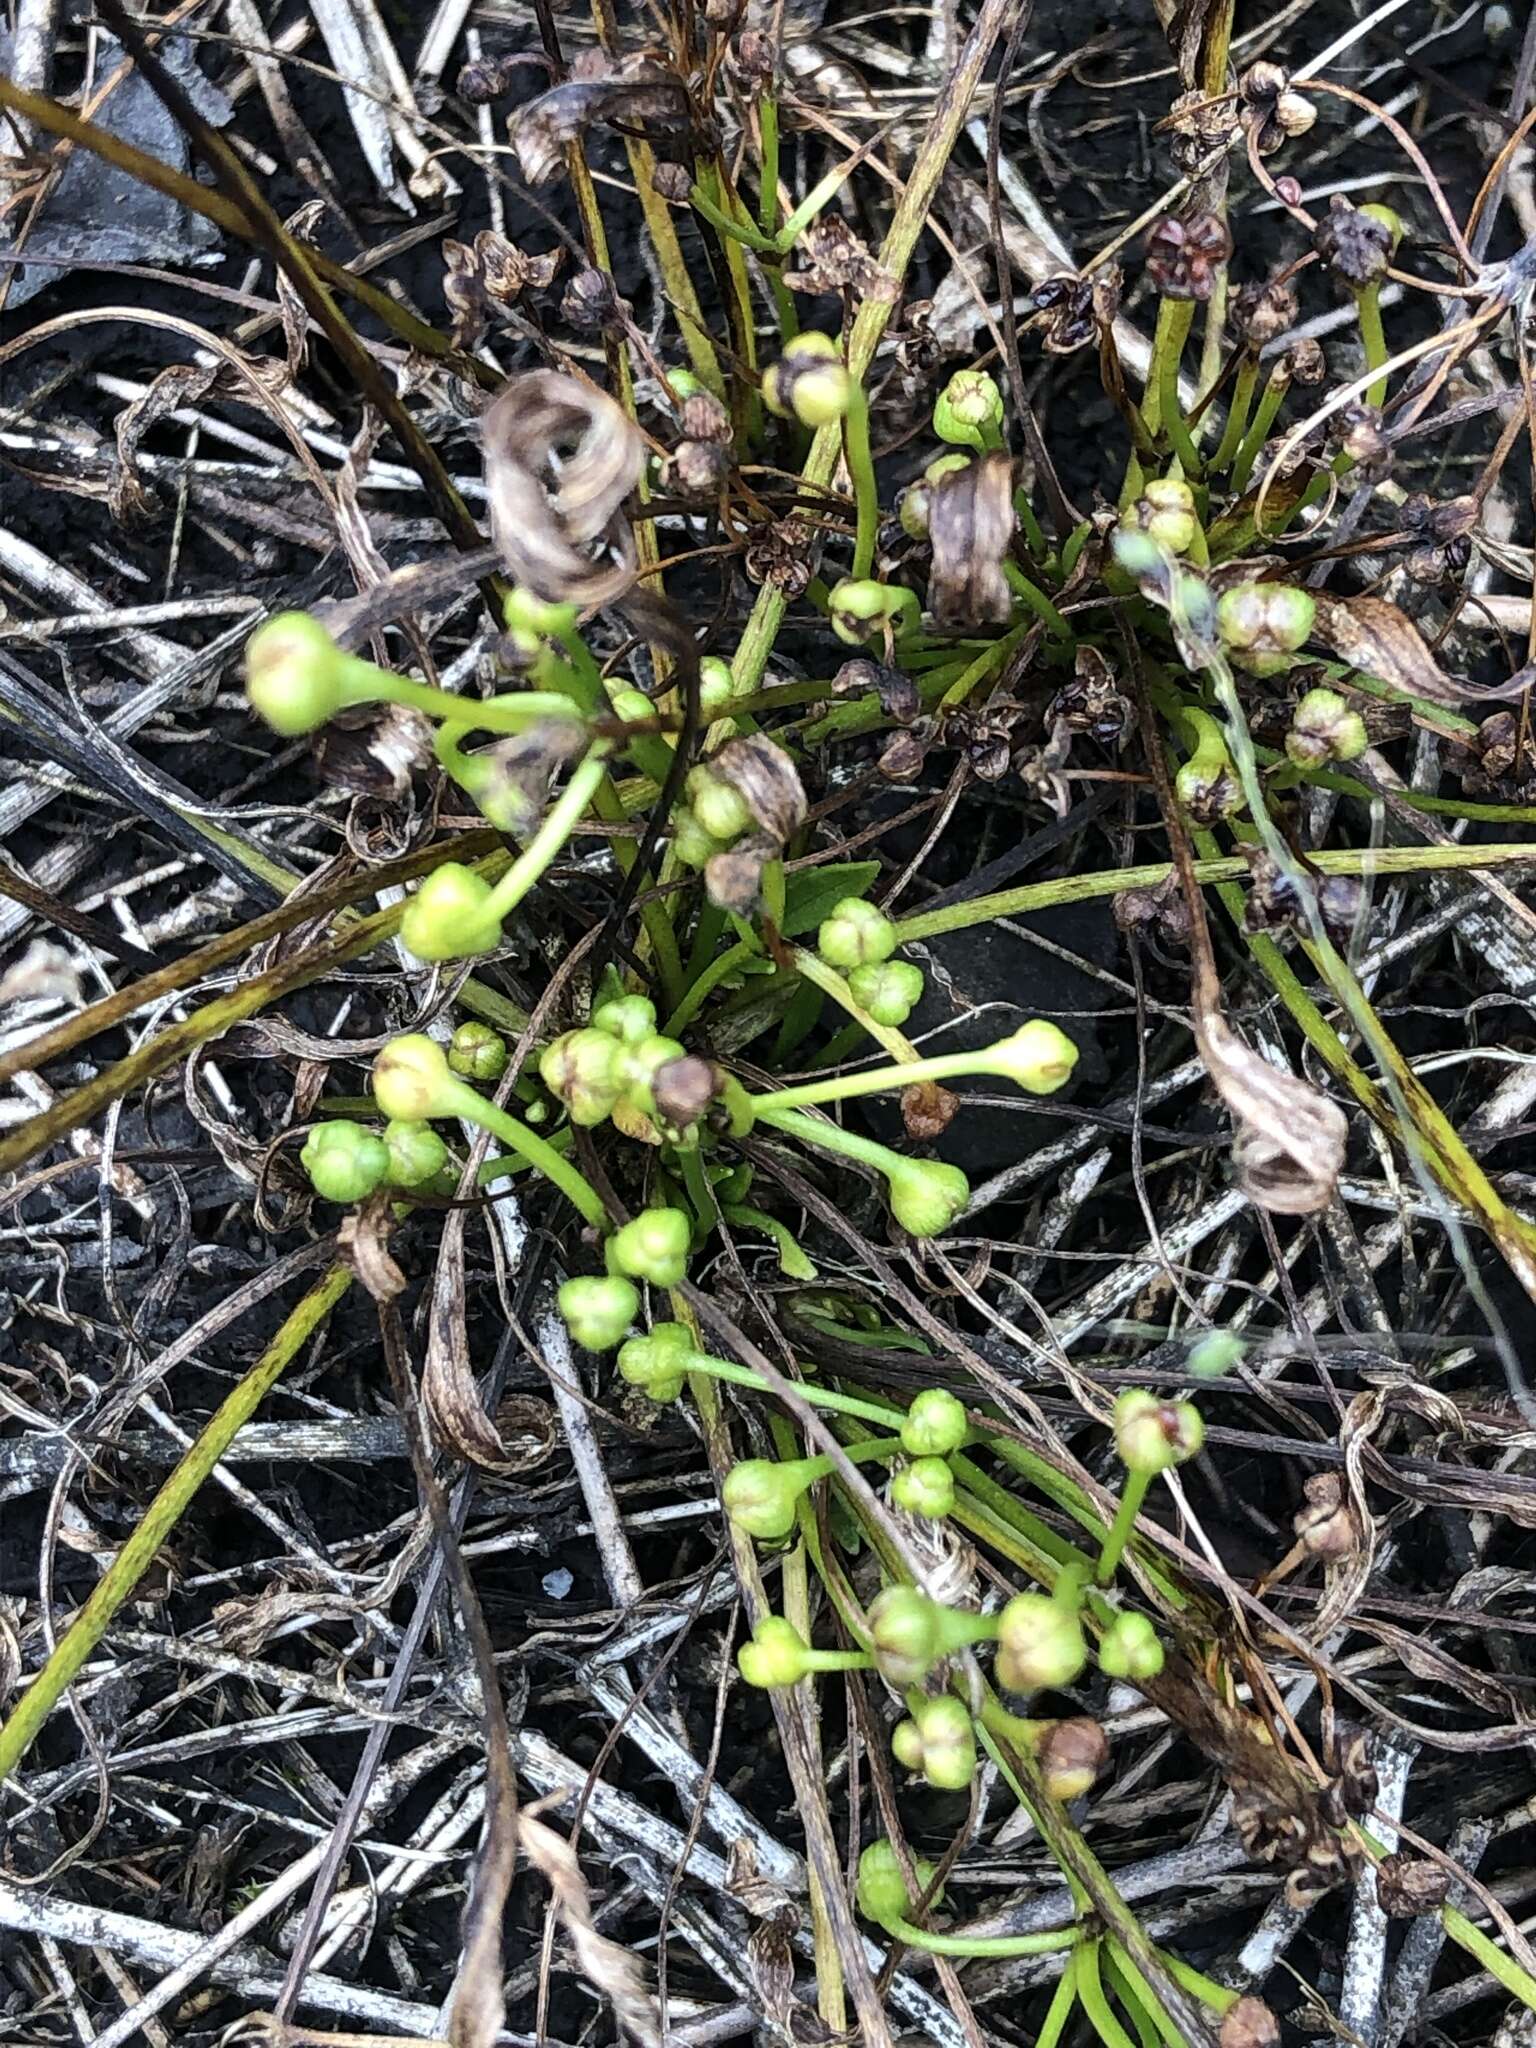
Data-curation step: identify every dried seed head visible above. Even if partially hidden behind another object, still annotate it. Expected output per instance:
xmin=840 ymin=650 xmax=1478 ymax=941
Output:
xmin=901 ymin=1082 xmax=958 ymax=1140
xmin=1334 ymin=401 xmax=1392 ymax=481
xmin=651 ymin=1054 xmax=720 ymax=1132
xmin=1031 ymin=273 xmax=1100 ymax=353
xmin=651 ymin=159 xmax=693 ymax=203
xmin=1377 ymin=1853 xmax=1450 ymax=1918
xmin=1293 ymin=1472 xmax=1359 ymax=1560
xmin=879 ymin=726 xmax=930 ymax=783
xmin=477 ymin=230 xmax=562 ymax=303
xmin=728 ymin=27 xmax=777 ymax=86
xmin=1239 ymin=63 xmax=1316 ymax=154
xmin=704 ymin=832 xmax=778 ymax=914
xmin=672 ymin=438 xmax=730 ymax=497
xmin=1314 ymin=194 xmax=1398 ymax=290
xmin=833 ymin=658 xmax=920 ymax=725
xmin=562 ymin=266 xmax=627 ymax=333
xmin=1317 ymin=874 xmax=1366 ymax=947
xmin=1144 ymin=212 xmax=1232 ymax=301
xmin=1281 ymin=335 xmax=1327 ymax=385
xmin=680 ymin=390 xmax=732 ymax=445
xmin=1231 ymin=276 xmax=1299 ymax=349
xmin=708 ymin=735 xmax=807 ymax=844
xmin=1219 ymin=1996 xmax=1281 ymax=2048
xmin=743 ymin=516 xmax=817 ymax=595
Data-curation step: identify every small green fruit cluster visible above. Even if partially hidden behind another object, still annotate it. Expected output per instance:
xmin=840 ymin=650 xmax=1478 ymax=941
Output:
xmin=826 ymin=578 xmax=921 ymax=648
xmin=540 ymin=996 xmax=706 ymax=1139
xmin=1121 ymin=475 xmax=1200 ymax=557
xmin=762 ymin=332 xmax=852 ymax=429
xmin=933 ymin=369 xmax=1004 ymax=452
xmin=856 ymin=1840 xmax=943 ymax=1927
xmin=1216 ymin=582 xmax=1316 ymax=676
xmin=1113 ymin=1388 xmax=1204 ymax=1473
xmin=1098 ymin=1610 xmax=1164 ymax=1681
xmin=1285 ymin=685 xmax=1368 ymax=768
xmin=817 ymin=896 xmax=925 ymax=1027
xmin=892 ymin=1697 xmax=976 ymax=1789
xmin=301 ymin=1117 xmax=449 ymax=1203
xmin=616 ymin=1320 xmax=697 ymax=1399
xmin=995 ymin=1591 xmax=1088 ymax=1694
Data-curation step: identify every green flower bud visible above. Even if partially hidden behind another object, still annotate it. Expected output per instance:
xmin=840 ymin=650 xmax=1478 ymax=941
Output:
xmin=686 ymin=763 xmax=753 ymax=843
xmin=698 ymin=656 xmax=735 ymax=719
xmin=901 ymin=1696 xmax=977 ymax=1789
xmin=1125 ymin=477 xmax=1198 ymax=557
xmin=1215 ymin=583 xmax=1316 ymax=676
xmin=383 ymin=1119 xmax=450 ymax=1188
xmin=891 ymin=1716 xmax=926 ymax=1771
xmin=995 ymin=1592 xmax=1088 ymax=1693
xmin=723 ymin=1457 xmax=817 ymax=1541
xmin=856 ymin=1840 xmax=941 ymax=1926
xmin=891 ymin=1455 xmax=956 ymax=1519
xmin=1037 ymin=1716 xmax=1108 ymax=1801
xmin=373 ymin=1034 xmax=456 ymax=1123
xmin=617 ymin=1320 xmax=697 ymax=1401
xmin=934 ymin=369 xmax=1004 ymax=451
xmin=400 ymin=863 xmax=500 ymax=963
xmin=1097 ymin=1610 xmax=1165 ymax=1681
xmin=671 ymin=804 xmax=719 ymax=869
xmin=591 ymin=994 xmax=658 ymax=1045
xmin=503 ymin=586 xmax=580 ymax=642
xmin=902 ymin=1388 xmax=968 ymax=1458
xmin=762 ymin=333 xmax=852 ymax=428
xmin=558 ymin=1275 xmax=640 ymax=1352
xmin=1285 ymin=685 xmax=1368 ymax=768
xmin=448 ymin=1020 xmax=509 ymax=1082
xmin=302 ymin=1120 xmax=389 ymax=1203
xmin=738 ymin=1615 xmax=814 ymax=1688
xmin=609 ymin=685 xmax=658 ymax=728
xmin=827 ymin=578 xmax=917 ymax=647
xmin=867 ymin=1585 xmax=944 ymax=1686
xmin=817 ymin=896 xmax=897 ymax=970
xmin=666 ymin=368 xmax=706 ymax=402
xmin=540 ymin=1028 xmax=624 ymax=1127
xmin=979 ymin=1020 xmax=1080 ymax=1095
xmin=887 ymin=1158 xmax=970 ymax=1238
xmin=1112 ymin=526 xmax=1164 ymax=580
xmin=1114 ymin=1389 xmax=1204 ymax=1474
xmin=848 ymin=959 xmax=924 ymax=1027
xmin=610 ymin=1206 xmax=692 ymax=1286
xmin=245 ymin=611 xmax=346 ymax=736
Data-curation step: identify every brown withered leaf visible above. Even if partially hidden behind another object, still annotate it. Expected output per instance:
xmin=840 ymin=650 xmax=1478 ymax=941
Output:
xmin=784 ymin=214 xmax=897 ymax=301
xmin=482 ymin=370 xmax=644 ymax=605
xmin=338 ymin=1197 xmax=406 ymax=1301
xmin=519 ymin=1806 xmax=661 ymax=2047
xmin=512 ymin=59 xmax=688 ymax=187
xmin=110 ymin=361 xmax=218 ymax=524
xmin=425 ymin=1207 xmax=515 ymax=1472
xmin=928 ymin=450 xmax=1015 ymax=628
xmin=1197 ymin=1012 xmax=1347 ymax=1215
xmin=1310 ymin=591 xmax=1464 ymax=705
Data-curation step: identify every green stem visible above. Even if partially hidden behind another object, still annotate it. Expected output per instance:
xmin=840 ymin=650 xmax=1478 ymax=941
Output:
xmin=1142 ymin=299 xmax=1194 ymax=442
xmin=1003 ymin=562 xmax=1073 ymax=642
xmin=687 ymin=1353 xmax=906 ymax=1432
xmin=1034 ymin=1953 xmax=1082 ymax=2048
xmin=342 ymin=666 xmax=578 ymax=736
xmin=1097 ymin=1471 xmax=1150 ymax=1585
xmin=1076 ymin=1940 xmax=1138 ymax=2048
xmin=1229 ymin=368 xmax=1290 ymax=495
xmin=878 ymin=1913 xmax=1076 ymax=1960
xmin=441 ymin=1078 xmax=607 ymax=1230
xmin=0 ymin=1264 xmax=353 ymax=1784
xmin=755 ymin=1103 xmax=915 ymax=1176
xmin=793 ymin=949 xmax=915 ymax=1064
xmin=480 ymin=747 xmax=610 ymax=926
xmin=666 ymin=937 xmax=759 ymax=1035
xmin=1150 ymin=1947 xmax=1238 ymax=2017
xmin=1209 ymin=357 xmax=1258 ymax=475
xmin=1356 ymin=284 xmax=1389 ymax=408
xmin=845 ymin=385 xmax=880 ymax=583
xmin=1443 ymin=1907 xmax=1536 ymax=2014
xmin=753 ymin=1049 xmax=1001 ymax=1115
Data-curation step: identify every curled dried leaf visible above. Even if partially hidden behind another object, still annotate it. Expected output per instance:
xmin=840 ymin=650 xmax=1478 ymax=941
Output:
xmin=927 ymin=450 xmax=1015 ymax=628
xmin=513 ymin=59 xmax=689 ymax=187
xmin=518 ymin=1808 xmax=661 ymax=2047
xmin=1198 ymin=1011 xmax=1347 ymax=1215
xmin=482 ymin=371 xmax=644 ymax=605
xmin=1309 ymin=591 xmax=1463 ymax=705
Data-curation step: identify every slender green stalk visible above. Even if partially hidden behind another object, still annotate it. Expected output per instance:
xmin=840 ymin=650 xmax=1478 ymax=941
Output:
xmin=753 ymin=1051 xmax=995 ymax=1115
xmin=1076 ymin=1940 xmax=1138 ymax=2048
xmin=1033 ymin=1954 xmax=1082 ymax=2048
xmin=877 ymin=1914 xmax=1076 ymax=1960
xmin=1210 ymin=358 xmax=1258 ymax=473
xmin=687 ymin=1353 xmax=906 ymax=1432
xmin=1096 ymin=1471 xmax=1150 ymax=1584
xmin=755 ymin=1102 xmax=917 ymax=1173
xmin=444 ymin=1080 xmax=607 ymax=1229
xmin=0 ymin=1263 xmax=353 ymax=1784
xmin=1003 ymin=563 xmax=1072 ymax=641
xmin=1142 ymin=299 xmax=1194 ymax=441
xmin=1357 ymin=283 xmax=1389 ymax=407
xmin=845 ymin=385 xmax=880 ymax=582
xmin=479 ymin=748 xmax=610 ymax=925
xmin=1443 ymin=1907 xmax=1536 ymax=2014
xmin=1229 ymin=367 xmax=1292 ymax=494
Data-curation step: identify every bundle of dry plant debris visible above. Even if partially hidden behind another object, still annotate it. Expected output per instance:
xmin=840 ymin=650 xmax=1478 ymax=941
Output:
xmin=3 ymin=1 xmax=1536 ymax=2045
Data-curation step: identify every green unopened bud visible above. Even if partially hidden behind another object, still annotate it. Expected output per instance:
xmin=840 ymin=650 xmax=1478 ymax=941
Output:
xmin=687 ymin=763 xmax=754 ymax=843
xmin=383 ymin=1119 xmax=450 ymax=1188
xmin=827 ymin=578 xmax=916 ymax=647
xmin=400 ymin=863 xmax=500 ymax=962
xmin=1098 ymin=1610 xmax=1165 ymax=1681
xmin=867 ymin=1585 xmax=944 ymax=1686
xmin=723 ymin=1457 xmax=818 ymax=1541
xmin=302 ymin=1120 xmax=389 ymax=1203
xmin=373 ymin=1034 xmax=456 ymax=1123
xmin=980 ymin=1020 xmax=1080 ymax=1095
xmin=818 ymin=896 xmax=897 ymax=970
xmin=610 ymin=1206 xmax=692 ymax=1286
xmin=1114 ymin=1389 xmax=1204 ymax=1473
xmin=1286 ymin=685 xmax=1368 ymax=767
xmin=245 ymin=611 xmax=346 ymax=735
xmin=934 ymin=369 xmax=1004 ymax=451
xmin=1215 ymin=582 xmax=1315 ymax=676
xmin=1126 ymin=477 xmax=1198 ymax=557
xmin=558 ymin=1275 xmax=640 ymax=1351
xmin=671 ymin=804 xmax=719 ymax=868
xmin=504 ymin=586 xmax=580 ymax=642
xmin=856 ymin=1840 xmax=941 ymax=1926
xmin=995 ymin=1592 xmax=1088 ymax=1693
xmin=540 ymin=1028 xmax=624 ymax=1127
xmin=891 ymin=1716 xmax=926 ymax=1771
xmin=887 ymin=1158 xmax=970 ymax=1238
xmin=617 ymin=1320 xmax=696 ymax=1401
xmin=591 ymin=994 xmax=658 ymax=1045
xmin=848 ymin=959 xmax=924 ymax=1027
xmin=891 ymin=1456 xmax=956 ymax=1519
xmin=1037 ymin=1716 xmax=1108 ymax=1801
xmin=898 ymin=1697 xmax=976 ymax=1789
xmin=762 ymin=332 xmax=852 ymax=427
xmin=738 ymin=1615 xmax=814 ymax=1688
xmin=448 ymin=1020 xmax=509 ymax=1082
xmin=902 ymin=1387 xmax=968 ymax=1457
xmin=699 ymin=656 xmax=735 ymax=718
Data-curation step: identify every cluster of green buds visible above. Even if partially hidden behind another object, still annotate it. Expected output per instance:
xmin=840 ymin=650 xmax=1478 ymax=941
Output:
xmin=1285 ymin=685 xmax=1368 ymax=769
xmin=826 ymin=577 xmax=921 ymax=649
xmin=540 ymin=994 xmax=712 ymax=1142
xmin=933 ymin=368 xmax=1005 ymax=454
xmin=1097 ymin=1609 xmax=1165 ymax=1681
xmin=762 ymin=331 xmax=852 ymax=429
xmin=1119 ymin=475 xmax=1200 ymax=558
xmin=815 ymin=894 xmax=926 ymax=1029
xmin=1215 ymin=582 xmax=1315 ymax=677
xmin=891 ymin=1697 xmax=976 ymax=1790
xmin=994 ymin=1590 xmax=1088 ymax=1694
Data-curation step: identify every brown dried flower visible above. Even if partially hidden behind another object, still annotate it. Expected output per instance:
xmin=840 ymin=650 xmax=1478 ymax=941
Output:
xmin=1231 ymin=276 xmax=1298 ymax=350
xmin=1314 ymin=194 xmax=1395 ymax=290
xmin=1293 ymin=1472 xmax=1359 ymax=1561
xmin=1378 ymin=1853 xmax=1450 ymax=1919
xmin=901 ymin=1083 xmax=957 ymax=1140
xmin=927 ymin=450 xmax=1015 ymax=629
xmin=1239 ymin=63 xmax=1316 ymax=155
xmin=1145 ymin=212 xmax=1232 ymax=301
